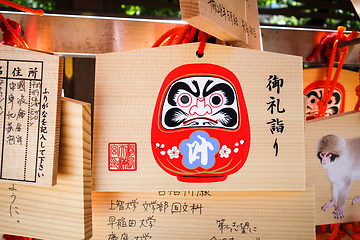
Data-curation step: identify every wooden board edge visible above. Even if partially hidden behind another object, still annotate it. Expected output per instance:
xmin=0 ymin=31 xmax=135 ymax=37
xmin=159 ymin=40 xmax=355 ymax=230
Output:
xmin=51 ymin=57 xmax=64 ymax=186
xmin=82 ymin=101 xmax=93 ymax=240
xmin=62 ymin=96 xmax=91 ymax=106
xmin=61 ymin=97 xmax=93 ymax=239
xmin=306 ymin=110 xmax=360 ymax=124
xmin=179 ymin=0 xmax=200 ymax=20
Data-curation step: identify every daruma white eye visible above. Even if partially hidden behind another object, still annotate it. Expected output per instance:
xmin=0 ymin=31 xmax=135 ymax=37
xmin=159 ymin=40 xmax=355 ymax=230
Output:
xmin=177 ymin=93 xmax=192 ymax=107
xmin=210 ymin=93 xmax=223 ymax=108
xmin=308 ymin=96 xmax=318 ymax=105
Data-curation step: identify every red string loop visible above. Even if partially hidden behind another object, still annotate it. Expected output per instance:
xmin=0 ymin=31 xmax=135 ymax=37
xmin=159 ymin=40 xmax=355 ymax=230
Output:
xmin=314 ymin=26 xmax=358 ymax=119
xmin=0 ymin=18 xmax=21 ymax=46
xmin=196 ymin=30 xmax=211 ymax=57
xmin=3 ymin=234 xmax=41 ymax=240
xmin=328 ymin=224 xmax=341 ymax=240
xmin=307 ymin=32 xmax=338 ymax=63
xmin=152 ymin=24 xmax=213 ymax=57
xmin=175 ymin=24 xmax=192 ymax=45
xmin=351 ymin=222 xmax=360 ymax=240
xmin=317 ymin=224 xmax=328 ymax=235
xmin=0 ymin=0 xmax=43 ymax=16
xmin=152 ymin=26 xmax=182 ymax=48
xmin=183 ymin=26 xmax=197 ymax=44
xmin=307 ymin=28 xmax=358 ymax=64
xmin=0 ymin=13 xmax=28 ymax=48
xmin=356 ymin=52 xmax=360 ymax=111
xmin=0 ymin=0 xmax=45 ymax=49
xmin=355 ymin=85 xmax=360 ymax=110
xmin=316 ymin=222 xmax=360 ymax=240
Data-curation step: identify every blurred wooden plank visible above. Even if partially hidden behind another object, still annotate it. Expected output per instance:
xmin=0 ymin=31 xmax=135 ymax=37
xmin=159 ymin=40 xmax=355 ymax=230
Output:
xmin=179 ymin=0 xmax=261 ymax=49
xmin=0 ymin=45 xmax=63 ymax=187
xmin=92 ymin=185 xmax=315 ymax=240
xmin=246 ymin=0 xmax=261 ymax=49
xmin=351 ymin=0 xmax=360 ymax=17
xmin=0 ymin=97 xmax=92 ymax=240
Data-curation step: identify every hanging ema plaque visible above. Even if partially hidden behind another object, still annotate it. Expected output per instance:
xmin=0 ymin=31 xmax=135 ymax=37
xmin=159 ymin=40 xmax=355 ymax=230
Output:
xmin=93 ymin=43 xmax=305 ymax=191
xmin=0 ymin=45 xmax=62 ymax=187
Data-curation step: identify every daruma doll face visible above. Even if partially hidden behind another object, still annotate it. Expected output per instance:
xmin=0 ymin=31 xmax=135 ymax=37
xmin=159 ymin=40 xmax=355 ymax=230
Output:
xmin=303 ymin=81 xmax=345 ymax=120
xmin=151 ymin=63 xmax=250 ymax=183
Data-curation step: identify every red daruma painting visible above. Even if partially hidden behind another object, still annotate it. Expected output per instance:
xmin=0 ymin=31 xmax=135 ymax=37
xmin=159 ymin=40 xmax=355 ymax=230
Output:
xmin=151 ymin=63 xmax=250 ymax=183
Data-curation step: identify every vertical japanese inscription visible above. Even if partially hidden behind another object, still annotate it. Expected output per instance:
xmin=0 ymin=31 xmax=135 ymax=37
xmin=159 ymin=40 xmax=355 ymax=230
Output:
xmin=0 ymin=59 xmax=43 ymax=182
xmin=207 ymin=0 xmax=257 ymax=39
xmin=266 ymin=75 xmax=285 ymax=157
xmin=8 ymin=184 xmax=20 ymax=223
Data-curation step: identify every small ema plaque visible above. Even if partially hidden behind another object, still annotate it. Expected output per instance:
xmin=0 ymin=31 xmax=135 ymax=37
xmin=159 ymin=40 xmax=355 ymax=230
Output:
xmin=0 ymin=45 xmax=63 ymax=186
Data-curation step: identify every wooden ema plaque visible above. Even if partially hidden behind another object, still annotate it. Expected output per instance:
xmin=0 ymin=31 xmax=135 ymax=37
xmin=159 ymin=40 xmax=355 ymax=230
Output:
xmin=0 ymin=45 xmax=63 ymax=186
xmin=306 ymin=111 xmax=360 ymax=225
xmin=303 ymin=67 xmax=359 ymax=120
xmin=0 ymin=97 xmax=92 ymax=240
xmin=92 ymin=185 xmax=315 ymax=240
xmin=351 ymin=0 xmax=360 ymax=17
xmin=179 ymin=0 xmax=262 ymax=50
xmin=93 ymin=43 xmax=305 ymax=191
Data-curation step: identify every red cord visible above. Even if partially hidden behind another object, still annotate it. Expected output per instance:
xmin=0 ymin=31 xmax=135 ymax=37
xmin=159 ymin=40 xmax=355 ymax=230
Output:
xmin=0 ymin=18 xmax=21 ymax=46
xmin=152 ymin=26 xmax=182 ymax=47
xmin=162 ymin=33 xmax=177 ymax=46
xmin=183 ymin=26 xmax=197 ymax=44
xmin=3 ymin=234 xmax=42 ymax=240
xmin=307 ymin=32 xmax=339 ymax=63
xmin=153 ymin=24 xmax=213 ymax=57
xmin=350 ymin=222 xmax=360 ymax=240
xmin=0 ymin=13 xmax=28 ymax=48
xmin=0 ymin=0 xmax=43 ymax=16
xmin=355 ymin=52 xmax=360 ymax=111
xmin=328 ymin=224 xmax=341 ymax=240
xmin=315 ymin=26 xmax=358 ymax=118
xmin=0 ymin=0 xmax=44 ymax=49
xmin=196 ymin=30 xmax=211 ymax=57
xmin=307 ymin=29 xmax=358 ymax=64
xmin=317 ymin=224 xmax=328 ymax=235
xmin=317 ymin=223 xmax=360 ymax=239
xmin=355 ymin=84 xmax=360 ymax=110
xmin=175 ymin=24 xmax=192 ymax=45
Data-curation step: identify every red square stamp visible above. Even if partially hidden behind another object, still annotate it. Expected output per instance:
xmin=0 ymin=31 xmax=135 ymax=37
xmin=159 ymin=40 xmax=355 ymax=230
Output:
xmin=108 ymin=143 xmax=137 ymax=171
